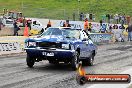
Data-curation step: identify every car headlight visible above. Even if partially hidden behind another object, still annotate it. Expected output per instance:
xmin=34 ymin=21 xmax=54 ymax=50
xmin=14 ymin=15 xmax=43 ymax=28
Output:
xmin=62 ymin=44 xmax=70 ymax=49
xmin=28 ymin=42 xmax=36 ymax=47
xmin=70 ymin=45 xmax=74 ymax=50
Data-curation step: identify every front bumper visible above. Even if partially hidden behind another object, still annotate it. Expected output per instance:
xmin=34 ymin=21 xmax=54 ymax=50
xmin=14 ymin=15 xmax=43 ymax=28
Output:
xmin=25 ymin=48 xmax=75 ymax=59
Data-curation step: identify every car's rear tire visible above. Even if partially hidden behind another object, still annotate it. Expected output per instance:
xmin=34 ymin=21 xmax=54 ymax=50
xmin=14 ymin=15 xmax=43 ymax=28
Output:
xmin=71 ymin=51 xmax=79 ymax=70
xmin=26 ymin=54 xmax=35 ymax=68
xmin=82 ymin=55 xmax=94 ymax=66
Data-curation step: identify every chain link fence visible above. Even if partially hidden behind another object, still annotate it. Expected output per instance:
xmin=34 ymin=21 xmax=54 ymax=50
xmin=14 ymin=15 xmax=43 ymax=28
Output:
xmin=22 ymin=4 xmax=80 ymax=20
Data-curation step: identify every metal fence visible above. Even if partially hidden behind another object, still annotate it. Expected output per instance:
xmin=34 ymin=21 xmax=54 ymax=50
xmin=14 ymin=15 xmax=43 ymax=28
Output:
xmin=21 ymin=4 xmax=80 ymax=20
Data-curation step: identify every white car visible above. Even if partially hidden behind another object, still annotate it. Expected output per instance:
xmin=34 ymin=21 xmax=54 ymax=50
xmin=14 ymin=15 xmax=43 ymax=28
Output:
xmin=31 ymin=19 xmax=46 ymax=31
xmin=1 ymin=18 xmax=14 ymax=27
xmin=30 ymin=19 xmax=46 ymax=35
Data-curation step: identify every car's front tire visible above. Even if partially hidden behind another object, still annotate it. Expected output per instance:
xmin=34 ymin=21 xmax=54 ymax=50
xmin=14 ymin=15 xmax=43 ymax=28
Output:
xmin=26 ymin=54 xmax=35 ymax=68
xmin=71 ymin=51 xmax=79 ymax=70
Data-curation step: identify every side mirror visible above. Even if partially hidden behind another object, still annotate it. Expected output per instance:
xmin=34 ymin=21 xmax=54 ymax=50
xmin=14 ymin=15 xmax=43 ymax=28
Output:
xmin=88 ymin=39 xmax=93 ymax=44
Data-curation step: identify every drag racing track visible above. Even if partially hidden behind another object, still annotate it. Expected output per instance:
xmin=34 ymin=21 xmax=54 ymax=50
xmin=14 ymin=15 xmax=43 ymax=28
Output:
xmin=0 ymin=42 xmax=132 ymax=88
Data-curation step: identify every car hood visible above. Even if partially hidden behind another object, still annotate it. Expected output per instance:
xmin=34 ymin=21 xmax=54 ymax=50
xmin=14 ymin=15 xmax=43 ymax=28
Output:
xmin=26 ymin=35 xmax=79 ymax=43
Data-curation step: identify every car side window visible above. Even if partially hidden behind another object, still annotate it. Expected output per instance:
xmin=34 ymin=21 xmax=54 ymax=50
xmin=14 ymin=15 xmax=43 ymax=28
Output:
xmin=33 ymin=21 xmax=40 ymax=26
xmin=80 ymin=31 xmax=89 ymax=40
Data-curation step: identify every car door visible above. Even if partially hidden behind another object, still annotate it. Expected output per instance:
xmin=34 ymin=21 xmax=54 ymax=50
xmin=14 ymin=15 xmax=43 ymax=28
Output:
xmin=87 ymin=39 xmax=94 ymax=57
xmin=79 ymin=31 xmax=90 ymax=58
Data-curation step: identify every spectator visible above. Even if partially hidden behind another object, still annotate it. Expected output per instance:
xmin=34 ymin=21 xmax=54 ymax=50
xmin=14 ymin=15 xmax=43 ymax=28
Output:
xmin=118 ymin=14 xmax=122 ymax=23
xmin=66 ymin=20 xmax=71 ymax=27
xmin=109 ymin=25 xmax=112 ymax=33
xmin=110 ymin=14 xmax=114 ymax=23
xmin=63 ymin=20 xmax=71 ymax=27
xmin=27 ymin=19 xmax=32 ymax=30
xmin=100 ymin=24 xmax=107 ymax=33
xmin=126 ymin=16 xmax=131 ymax=25
xmin=121 ymin=15 xmax=124 ymax=25
xmin=80 ymin=12 xmax=83 ymax=21
xmin=85 ymin=13 xmax=89 ymax=20
xmin=122 ymin=14 xmax=126 ymax=24
xmin=88 ymin=23 xmax=92 ymax=32
xmin=114 ymin=14 xmax=119 ymax=24
xmin=63 ymin=22 xmax=66 ymax=27
xmin=13 ymin=20 xmax=19 ymax=36
xmin=89 ymin=14 xmax=93 ymax=22
xmin=93 ymin=14 xmax=95 ymax=21
xmin=23 ymin=17 xmax=26 ymax=27
xmin=106 ymin=14 xmax=110 ymax=23
xmin=102 ymin=14 xmax=106 ymax=23
xmin=99 ymin=20 xmax=106 ymax=33
xmin=126 ymin=23 xmax=132 ymax=41
xmin=0 ymin=19 xmax=2 ymax=30
xmin=100 ymin=20 xmax=103 ymax=26
xmin=84 ymin=18 xmax=89 ymax=31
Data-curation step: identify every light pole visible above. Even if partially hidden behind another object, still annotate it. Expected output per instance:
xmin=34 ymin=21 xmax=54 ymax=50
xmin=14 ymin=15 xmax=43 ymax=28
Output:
xmin=21 ymin=0 xmax=23 ymax=12
xmin=59 ymin=9 xmax=65 ymax=20
xmin=78 ymin=0 xmax=80 ymax=15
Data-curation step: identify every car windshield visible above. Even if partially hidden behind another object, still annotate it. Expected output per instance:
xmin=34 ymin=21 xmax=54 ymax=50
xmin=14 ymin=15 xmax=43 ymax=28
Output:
xmin=42 ymin=28 xmax=62 ymax=35
xmin=6 ymin=20 xmax=13 ymax=24
xmin=41 ymin=28 xmax=80 ymax=39
xmin=61 ymin=29 xmax=80 ymax=39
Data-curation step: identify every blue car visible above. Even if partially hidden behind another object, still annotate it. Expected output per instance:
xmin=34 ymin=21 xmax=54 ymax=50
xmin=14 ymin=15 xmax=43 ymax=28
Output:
xmin=25 ymin=27 xmax=97 ymax=70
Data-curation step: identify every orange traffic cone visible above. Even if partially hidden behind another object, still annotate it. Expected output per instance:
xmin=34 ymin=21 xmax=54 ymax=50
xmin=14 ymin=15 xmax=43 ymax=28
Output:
xmin=24 ymin=25 xmax=29 ymax=37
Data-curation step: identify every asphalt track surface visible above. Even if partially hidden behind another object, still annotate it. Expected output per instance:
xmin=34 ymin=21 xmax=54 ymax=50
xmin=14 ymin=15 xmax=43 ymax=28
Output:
xmin=0 ymin=42 xmax=132 ymax=88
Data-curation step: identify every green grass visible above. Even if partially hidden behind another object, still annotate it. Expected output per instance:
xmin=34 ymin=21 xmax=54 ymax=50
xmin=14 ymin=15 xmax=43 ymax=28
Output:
xmin=0 ymin=0 xmax=132 ymax=21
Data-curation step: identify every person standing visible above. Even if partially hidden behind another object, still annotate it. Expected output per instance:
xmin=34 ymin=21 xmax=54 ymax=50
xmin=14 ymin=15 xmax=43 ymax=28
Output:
xmin=99 ymin=20 xmax=106 ymax=33
xmin=0 ymin=19 xmax=2 ymax=30
xmin=114 ymin=14 xmax=119 ymax=24
xmin=126 ymin=16 xmax=131 ymax=25
xmin=26 ymin=19 xmax=32 ymax=30
xmin=66 ymin=20 xmax=71 ymax=27
xmin=80 ymin=12 xmax=83 ymax=21
xmin=63 ymin=22 xmax=66 ymax=27
xmin=63 ymin=20 xmax=71 ymax=27
xmin=13 ymin=20 xmax=19 ymax=36
xmin=88 ymin=23 xmax=92 ymax=32
xmin=106 ymin=14 xmax=110 ymax=23
xmin=89 ymin=14 xmax=93 ymax=22
xmin=126 ymin=23 xmax=132 ymax=41
xmin=84 ymin=18 xmax=89 ymax=31
xmin=23 ymin=17 xmax=27 ymax=27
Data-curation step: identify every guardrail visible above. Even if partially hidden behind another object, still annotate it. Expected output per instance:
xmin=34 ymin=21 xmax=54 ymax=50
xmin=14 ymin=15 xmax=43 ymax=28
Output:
xmin=0 ymin=33 xmax=114 ymax=56
xmin=90 ymin=33 xmax=114 ymax=43
xmin=0 ymin=36 xmax=28 ymax=55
